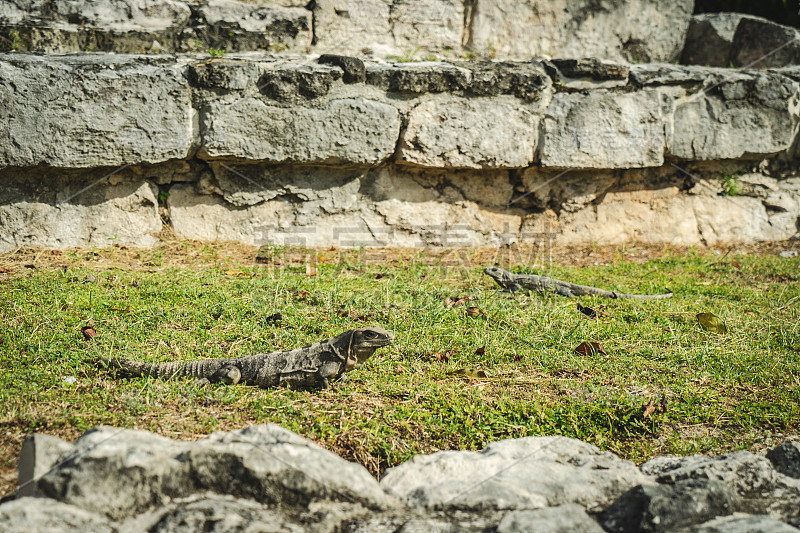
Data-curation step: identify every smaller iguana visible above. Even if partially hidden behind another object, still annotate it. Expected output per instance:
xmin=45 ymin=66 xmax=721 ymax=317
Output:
xmin=95 ymin=327 xmax=394 ymax=390
xmin=484 ymin=266 xmax=672 ymax=299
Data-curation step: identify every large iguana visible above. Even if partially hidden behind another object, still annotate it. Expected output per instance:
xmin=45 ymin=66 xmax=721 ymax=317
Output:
xmin=484 ymin=266 xmax=672 ymax=299
xmin=95 ymin=327 xmax=394 ymax=390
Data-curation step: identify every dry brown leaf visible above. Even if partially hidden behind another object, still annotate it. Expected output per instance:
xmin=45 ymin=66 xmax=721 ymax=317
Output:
xmin=81 ymin=326 xmax=98 ymax=341
xmin=296 ymin=290 xmax=310 ymax=300
xmin=643 ymin=399 xmax=656 ymax=418
xmin=574 ymin=341 xmax=607 ymax=356
xmin=375 ymin=273 xmax=384 ymax=279
xmin=475 ymin=346 xmax=486 ymax=356
xmin=225 ymin=270 xmax=247 ymax=277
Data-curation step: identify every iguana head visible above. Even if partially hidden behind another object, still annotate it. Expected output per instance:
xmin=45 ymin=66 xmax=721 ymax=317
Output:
xmin=345 ymin=327 xmax=394 ymax=370
xmin=483 ymin=266 xmax=521 ymax=292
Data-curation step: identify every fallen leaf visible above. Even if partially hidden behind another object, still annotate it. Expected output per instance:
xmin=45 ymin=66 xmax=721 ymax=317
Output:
xmin=433 ymin=350 xmax=456 ymax=363
xmin=731 ymin=261 xmax=741 ymax=269
xmin=577 ymin=303 xmax=604 ymax=319
xmin=225 ymin=270 xmax=247 ymax=277
xmin=24 ymin=264 xmax=35 ymax=269
xmin=375 ymin=273 xmax=384 ymax=279
xmin=696 ymin=312 xmax=727 ymax=334
xmin=643 ymin=399 xmax=656 ymax=418
xmin=574 ymin=341 xmax=607 ymax=356
xmin=296 ymin=290 xmax=310 ymax=300
xmin=51 ymin=250 xmax=62 ymax=255
xmin=513 ymin=353 xmax=523 ymax=362
xmin=0 ymin=267 xmax=10 ymax=274
xmin=475 ymin=346 xmax=486 ymax=356
xmin=397 ymin=364 xmax=406 ymax=374
xmin=81 ymin=326 xmax=98 ymax=341
xmin=306 ymin=264 xmax=318 ymax=276
xmin=697 ymin=281 xmax=713 ymax=286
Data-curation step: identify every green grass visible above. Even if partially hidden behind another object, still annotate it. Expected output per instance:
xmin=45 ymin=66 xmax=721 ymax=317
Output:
xmin=0 ymin=243 xmax=798 ymax=492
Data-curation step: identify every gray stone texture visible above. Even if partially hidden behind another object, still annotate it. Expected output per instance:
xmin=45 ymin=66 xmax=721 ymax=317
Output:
xmin=468 ymin=0 xmax=694 ymax=63
xmin=17 ymin=433 xmax=75 ymax=497
xmin=730 ymin=18 xmax=800 ymax=69
xmin=379 ymin=435 xmax=651 ymax=510
xmin=0 ymin=54 xmax=193 ymax=168
xmin=8 ymin=425 xmax=800 ymax=533
xmin=767 ymin=441 xmax=800 ymax=479
xmin=681 ymin=13 xmax=770 ymax=68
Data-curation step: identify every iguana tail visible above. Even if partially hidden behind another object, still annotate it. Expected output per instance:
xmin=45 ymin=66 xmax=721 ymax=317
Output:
xmin=92 ymin=357 xmax=227 ymax=380
xmin=612 ymin=290 xmax=673 ymax=300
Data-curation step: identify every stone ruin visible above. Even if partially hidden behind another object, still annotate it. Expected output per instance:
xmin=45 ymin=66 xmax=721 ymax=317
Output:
xmin=0 ymin=0 xmax=797 ymax=250
xmin=3 ymin=424 xmax=800 ymax=531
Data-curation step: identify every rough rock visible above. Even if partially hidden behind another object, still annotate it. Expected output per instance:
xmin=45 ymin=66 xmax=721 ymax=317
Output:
xmin=679 ymin=513 xmax=800 ymax=533
xmin=379 ymin=435 xmax=651 ymax=511
xmin=670 ymin=73 xmax=800 ymax=160
xmin=0 ymin=171 xmax=162 ymax=252
xmin=143 ymin=496 xmax=306 ymax=532
xmin=539 ymin=90 xmax=671 ymax=169
xmin=37 ymin=424 xmax=393 ymax=520
xmin=310 ymin=0 xmax=463 ymax=57
xmin=0 ymin=54 xmax=193 ymax=168
xmin=0 ymin=497 xmax=114 ymax=533
xmin=640 ymin=451 xmax=800 ymax=522
xmin=497 ymin=504 xmax=605 ymax=533
xmin=318 ymin=54 xmax=366 ymax=84
xmin=730 ymin=18 xmax=800 ymax=69
xmin=366 ymin=62 xmax=472 ymax=93
xmin=468 ymin=0 xmax=694 ymax=63
xmin=17 ymin=433 xmax=74 ymax=497
xmin=191 ymin=0 xmax=311 ymax=54
xmin=599 ymin=479 xmax=740 ymax=533
xmin=0 ymin=0 xmax=191 ymax=53
xmin=767 ymin=441 xmax=800 ymax=479
xmin=398 ymin=96 xmax=539 ymax=169
xmin=198 ymin=96 xmax=400 ymax=165
xmin=680 ymin=13 xmax=768 ymax=67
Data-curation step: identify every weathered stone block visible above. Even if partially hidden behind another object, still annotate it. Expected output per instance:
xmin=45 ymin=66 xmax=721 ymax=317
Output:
xmin=0 ymin=54 xmax=193 ymax=168
xmin=191 ymin=0 xmax=311 ymax=53
xmin=0 ymin=171 xmax=162 ymax=252
xmin=18 ymin=434 xmax=75 ymax=497
xmin=198 ymin=96 xmax=401 ymax=165
xmin=670 ymin=74 xmax=800 ymax=160
xmin=380 ymin=436 xmax=651 ymax=510
xmin=539 ymin=90 xmax=670 ymax=169
xmin=680 ymin=13 xmax=769 ymax=67
xmin=469 ymin=0 xmax=693 ymax=63
xmin=398 ymin=96 xmax=539 ymax=169
xmin=730 ymin=17 xmax=800 ymax=69
xmin=310 ymin=0 xmax=462 ymax=56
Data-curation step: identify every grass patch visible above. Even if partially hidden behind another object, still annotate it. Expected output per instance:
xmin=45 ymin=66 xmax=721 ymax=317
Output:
xmin=0 ymin=241 xmax=798 ymax=495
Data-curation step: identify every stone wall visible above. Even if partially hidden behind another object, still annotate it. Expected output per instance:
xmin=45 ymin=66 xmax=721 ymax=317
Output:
xmin=1 ymin=1 xmax=800 ymax=250
xmin=0 ymin=52 xmax=798 ymax=250
xmin=4 ymin=424 xmax=800 ymax=531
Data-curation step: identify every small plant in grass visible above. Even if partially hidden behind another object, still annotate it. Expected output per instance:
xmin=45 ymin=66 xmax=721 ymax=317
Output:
xmin=1 ymin=30 xmax=24 ymax=51
xmin=208 ymin=48 xmax=226 ymax=58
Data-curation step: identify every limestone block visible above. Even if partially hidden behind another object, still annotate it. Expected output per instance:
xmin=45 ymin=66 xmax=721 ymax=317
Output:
xmin=680 ymin=13 xmax=770 ymax=67
xmin=469 ymin=0 xmax=693 ymax=63
xmin=311 ymin=0 xmax=463 ymax=56
xmin=498 ymin=504 xmax=605 ymax=533
xmin=198 ymin=96 xmax=401 ymax=165
xmin=18 ymin=434 xmax=75 ymax=497
xmin=192 ymin=0 xmax=311 ymax=53
xmin=380 ymin=435 xmax=651 ymax=510
xmin=0 ymin=174 xmax=162 ymax=252
xmin=539 ymin=90 xmax=670 ymax=169
xmin=0 ymin=498 xmax=114 ymax=533
xmin=730 ymin=17 xmax=800 ymax=69
xmin=398 ymin=96 xmax=539 ymax=169
xmin=37 ymin=425 xmax=393 ymax=520
xmin=0 ymin=54 xmax=193 ymax=168
xmin=670 ymin=74 xmax=800 ymax=160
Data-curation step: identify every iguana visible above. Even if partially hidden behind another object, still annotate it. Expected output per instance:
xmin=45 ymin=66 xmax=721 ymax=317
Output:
xmin=95 ymin=327 xmax=394 ymax=390
xmin=483 ymin=266 xmax=672 ymax=299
